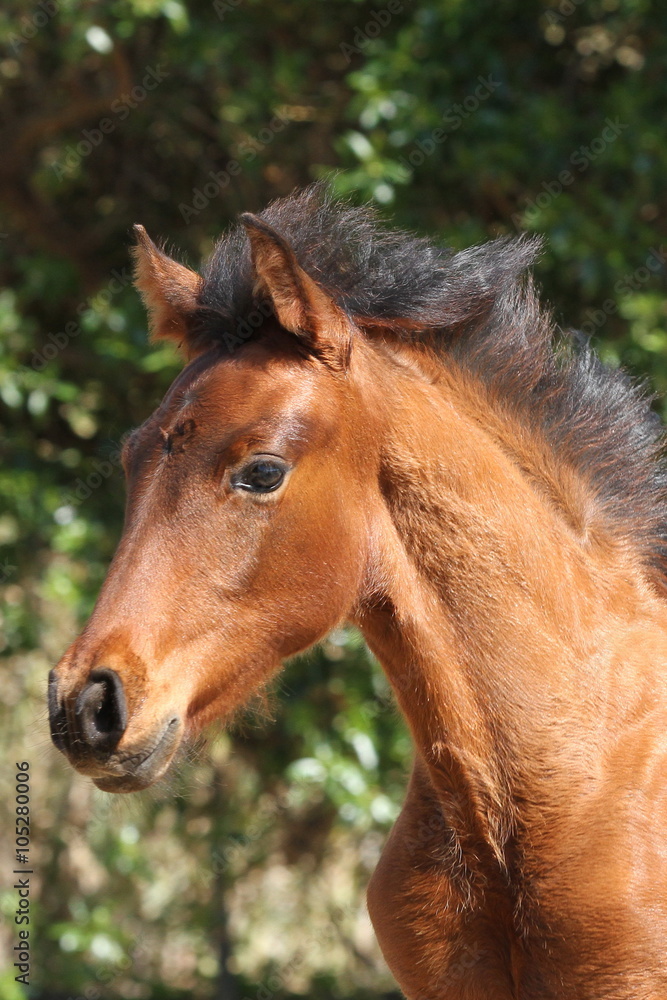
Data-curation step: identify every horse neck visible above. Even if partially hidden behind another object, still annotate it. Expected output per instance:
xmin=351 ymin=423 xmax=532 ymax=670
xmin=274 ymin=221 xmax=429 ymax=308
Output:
xmin=352 ymin=342 xmax=660 ymax=863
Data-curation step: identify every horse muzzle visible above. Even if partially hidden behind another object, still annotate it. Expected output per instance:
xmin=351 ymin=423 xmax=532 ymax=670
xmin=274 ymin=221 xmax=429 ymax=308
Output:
xmin=48 ymin=667 xmax=183 ymax=792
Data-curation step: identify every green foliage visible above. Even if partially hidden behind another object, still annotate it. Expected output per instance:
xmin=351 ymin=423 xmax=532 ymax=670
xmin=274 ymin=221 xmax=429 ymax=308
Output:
xmin=1 ymin=0 xmax=665 ymax=997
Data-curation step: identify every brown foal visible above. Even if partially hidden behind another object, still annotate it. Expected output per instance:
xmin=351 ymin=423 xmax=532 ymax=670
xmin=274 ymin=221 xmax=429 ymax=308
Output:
xmin=49 ymin=186 xmax=667 ymax=998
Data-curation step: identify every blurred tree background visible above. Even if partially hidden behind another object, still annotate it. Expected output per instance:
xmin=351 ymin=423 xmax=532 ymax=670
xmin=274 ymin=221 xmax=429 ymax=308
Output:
xmin=0 ymin=0 xmax=665 ymax=997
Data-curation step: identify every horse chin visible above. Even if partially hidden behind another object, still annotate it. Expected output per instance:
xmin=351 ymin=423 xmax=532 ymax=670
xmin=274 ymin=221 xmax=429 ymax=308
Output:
xmin=93 ymin=772 xmax=160 ymax=793
xmin=89 ymin=715 xmax=184 ymax=794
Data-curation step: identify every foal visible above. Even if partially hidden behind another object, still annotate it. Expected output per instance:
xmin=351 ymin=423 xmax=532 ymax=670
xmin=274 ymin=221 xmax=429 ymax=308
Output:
xmin=49 ymin=186 xmax=667 ymax=998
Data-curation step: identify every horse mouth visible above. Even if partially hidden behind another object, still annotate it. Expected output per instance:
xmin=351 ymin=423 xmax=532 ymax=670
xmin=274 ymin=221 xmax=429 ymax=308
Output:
xmin=90 ymin=716 xmax=184 ymax=793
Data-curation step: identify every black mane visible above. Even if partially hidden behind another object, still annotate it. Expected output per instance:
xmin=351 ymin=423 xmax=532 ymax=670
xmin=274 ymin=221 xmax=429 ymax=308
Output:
xmin=196 ymin=184 xmax=667 ymax=575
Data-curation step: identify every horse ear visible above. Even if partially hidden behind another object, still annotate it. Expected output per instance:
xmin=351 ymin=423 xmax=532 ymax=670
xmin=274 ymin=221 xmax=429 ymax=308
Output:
xmin=240 ymin=214 xmax=352 ymax=370
xmin=132 ymin=225 xmax=201 ymax=348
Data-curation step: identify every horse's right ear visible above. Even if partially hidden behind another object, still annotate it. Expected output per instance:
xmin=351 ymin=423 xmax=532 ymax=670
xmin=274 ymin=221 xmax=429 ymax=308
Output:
xmin=131 ymin=225 xmax=202 ymax=350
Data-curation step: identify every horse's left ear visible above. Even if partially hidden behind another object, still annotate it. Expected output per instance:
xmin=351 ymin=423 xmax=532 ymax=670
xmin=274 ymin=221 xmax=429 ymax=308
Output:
xmin=241 ymin=214 xmax=352 ymax=371
xmin=132 ymin=225 xmax=201 ymax=349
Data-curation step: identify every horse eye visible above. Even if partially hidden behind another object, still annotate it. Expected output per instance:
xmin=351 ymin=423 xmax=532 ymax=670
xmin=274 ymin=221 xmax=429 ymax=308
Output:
xmin=232 ymin=458 xmax=287 ymax=494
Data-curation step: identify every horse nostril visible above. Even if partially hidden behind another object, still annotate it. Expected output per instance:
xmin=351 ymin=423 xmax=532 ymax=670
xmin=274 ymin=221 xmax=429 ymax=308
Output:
xmin=75 ymin=668 xmax=128 ymax=753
